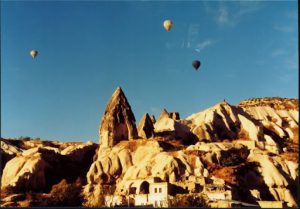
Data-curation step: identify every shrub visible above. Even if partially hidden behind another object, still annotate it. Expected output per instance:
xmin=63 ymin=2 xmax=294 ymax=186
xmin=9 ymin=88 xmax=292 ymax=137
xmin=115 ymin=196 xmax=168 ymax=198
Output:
xmin=46 ymin=178 xmax=83 ymax=206
xmin=238 ymin=129 xmax=250 ymax=140
xmin=219 ymin=148 xmax=249 ymax=167
xmin=0 ymin=186 xmax=15 ymax=199
xmin=169 ymin=194 xmax=206 ymax=207
xmin=18 ymin=136 xmax=31 ymax=141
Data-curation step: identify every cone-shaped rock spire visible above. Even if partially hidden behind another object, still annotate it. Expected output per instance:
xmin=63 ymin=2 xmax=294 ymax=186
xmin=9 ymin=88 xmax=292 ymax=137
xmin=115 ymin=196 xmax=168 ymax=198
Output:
xmin=157 ymin=108 xmax=170 ymax=121
xmin=99 ymin=87 xmax=138 ymax=147
xmin=137 ymin=113 xmax=155 ymax=139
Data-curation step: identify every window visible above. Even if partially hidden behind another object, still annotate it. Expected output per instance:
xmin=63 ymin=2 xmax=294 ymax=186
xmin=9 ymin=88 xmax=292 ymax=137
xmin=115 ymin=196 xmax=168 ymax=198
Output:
xmin=159 ymin=188 xmax=162 ymax=193
xmin=155 ymin=188 xmax=157 ymax=193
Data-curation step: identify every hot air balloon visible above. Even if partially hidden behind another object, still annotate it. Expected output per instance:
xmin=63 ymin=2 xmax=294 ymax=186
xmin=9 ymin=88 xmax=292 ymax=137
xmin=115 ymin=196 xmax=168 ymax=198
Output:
xmin=192 ymin=60 xmax=201 ymax=70
xmin=163 ymin=20 xmax=173 ymax=32
xmin=30 ymin=50 xmax=38 ymax=59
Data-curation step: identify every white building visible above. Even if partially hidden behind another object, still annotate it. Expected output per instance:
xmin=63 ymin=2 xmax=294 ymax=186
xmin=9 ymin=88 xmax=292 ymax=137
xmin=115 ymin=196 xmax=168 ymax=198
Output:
xmin=118 ymin=178 xmax=170 ymax=207
xmin=148 ymin=182 xmax=169 ymax=207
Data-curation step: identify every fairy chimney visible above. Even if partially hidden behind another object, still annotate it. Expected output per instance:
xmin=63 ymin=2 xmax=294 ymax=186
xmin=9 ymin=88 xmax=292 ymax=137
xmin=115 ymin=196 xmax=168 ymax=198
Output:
xmin=99 ymin=87 xmax=138 ymax=148
xmin=137 ymin=113 xmax=155 ymax=139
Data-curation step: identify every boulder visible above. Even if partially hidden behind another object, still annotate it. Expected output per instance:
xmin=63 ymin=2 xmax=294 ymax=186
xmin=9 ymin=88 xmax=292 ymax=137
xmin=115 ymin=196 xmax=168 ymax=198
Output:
xmin=99 ymin=87 xmax=138 ymax=148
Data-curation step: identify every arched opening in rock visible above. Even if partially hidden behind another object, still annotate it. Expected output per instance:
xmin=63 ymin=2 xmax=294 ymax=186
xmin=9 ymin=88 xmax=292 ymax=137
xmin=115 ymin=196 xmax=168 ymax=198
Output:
xmin=140 ymin=181 xmax=150 ymax=194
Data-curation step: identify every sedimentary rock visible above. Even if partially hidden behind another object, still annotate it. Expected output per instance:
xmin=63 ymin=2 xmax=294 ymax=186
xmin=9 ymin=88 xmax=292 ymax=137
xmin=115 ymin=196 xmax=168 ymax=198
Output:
xmin=150 ymin=115 xmax=156 ymax=124
xmin=99 ymin=87 xmax=138 ymax=148
xmin=82 ymin=140 xmax=208 ymax=206
xmin=169 ymin=112 xmax=180 ymax=120
xmin=157 ymin=108 xmax=170 ymax=121
xmin=1 ymin=148 xmax=50 ymax=191
xmin=2 ymin=97 xmax=297 ymax=207
xmin=1 ymin=139 xmax=23 ymax=155
xmin=1 ymin=142 xmax=97 ymax=193
xmin=1 ymin=139 xmax=23 ymax=177
xmin=245 ymin=151 xmax=298 ymax=207
xmin=137 ymin=113 xmax=155 ymax=139
xmin=186 ymin=102 xmax=264 ymax=142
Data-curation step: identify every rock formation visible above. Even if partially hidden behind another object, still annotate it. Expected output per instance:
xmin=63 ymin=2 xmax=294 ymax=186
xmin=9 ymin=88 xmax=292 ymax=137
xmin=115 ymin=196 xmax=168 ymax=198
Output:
xmin=82 ymin=140 xmax=209 ymax=206
xmin=99 ymin=87 xmax=138 ymax=148
xmin=154 ymin=113 xmax=197 ymax=144
xmin=1 ymin=97 xmax=298 ymax=207
xmin=1 ymin=147 xmax=50 ymax=191
xmin=150 ymin=115 xmax=156 ymax=124
xmin=170 ymin=112 xmax=180 ymax=120
xmin=239 ymin=102 xmax=298 ymax=144
xmin=186 ymin=102 xmax=264 ymax=142
xmin=1 ymin=142 xmax=97 ymax=193
xmin=156 ymin=109 xmax=180 ymax=121
xmin=1 ymin=139 xmax=23 ymax=177
xmin=137 ymin=113 xmax=155 ymax=139
xmin=157 ymin=108 xmax=170 ymax=121
xmin=154 ymin=109 xmax=185 ymax=136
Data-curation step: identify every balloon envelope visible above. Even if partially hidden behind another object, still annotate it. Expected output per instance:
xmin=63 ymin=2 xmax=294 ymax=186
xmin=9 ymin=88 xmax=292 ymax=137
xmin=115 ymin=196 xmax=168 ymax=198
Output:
xmin=30 ymin=50 xmax=38 ymax=59
xmin=192 ymin=60 xmax=201 ymax=70
xmin=163 ymin=20 xmax=173 ymax=32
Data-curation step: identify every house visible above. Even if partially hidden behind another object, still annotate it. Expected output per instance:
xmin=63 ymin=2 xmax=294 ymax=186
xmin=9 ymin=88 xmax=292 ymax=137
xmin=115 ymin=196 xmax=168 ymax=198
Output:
xmin=148 ymin=182 xmax=169 ymax=207
xmin=119 ymin=178 xmax=170 ymax=207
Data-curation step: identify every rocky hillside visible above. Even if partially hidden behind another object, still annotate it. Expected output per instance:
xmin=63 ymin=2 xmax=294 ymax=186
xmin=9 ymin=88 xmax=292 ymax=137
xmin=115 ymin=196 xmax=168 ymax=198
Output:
xmin=1 ymin=138 xmax=98 ymax=207
xmin=83 ymin=88 xmax=298 ymax=207
xmin=238 ymin=97 xmax=298 ymax=110
xmin=1 ymin=88 xmax=298 ymax=207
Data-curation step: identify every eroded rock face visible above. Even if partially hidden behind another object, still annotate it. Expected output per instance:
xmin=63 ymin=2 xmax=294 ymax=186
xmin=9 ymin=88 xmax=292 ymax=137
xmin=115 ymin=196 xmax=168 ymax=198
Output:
xmin=186 ymin=102 xmax=264 ymax=142
xmin=1 ymin=142 xmax=98 ymax=193
xmin=2 ymin=97 xmax=298 ymax=207
xmin=241 ymin=106 xmax=298 ymax=144
xmin=137 ymin=113 xmax=155 ymax=139
xmin=244 ymin=151 xmax=298 ymax=207
xmin=157 ymin=108 xmax=170 ymax=121
xmin=1 ymin=139 xmax=23 ymax=177
xmin=154 ymin=115 xmax=197 ymax=144
xmin=1 ymin=139 xmax=23 ymax=155
xmin=82 ymin=140 xmax=208 ymax=206
xmin=99 ymin=87 xmax=138 ymax=148
xmin=1 ymin=148 xmax=52 ymax=192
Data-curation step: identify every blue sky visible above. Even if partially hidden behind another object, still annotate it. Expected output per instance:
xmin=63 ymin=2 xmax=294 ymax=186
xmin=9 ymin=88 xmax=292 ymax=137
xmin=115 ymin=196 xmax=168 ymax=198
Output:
xmin=1 ymin=1 xmax=298 ymax=142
